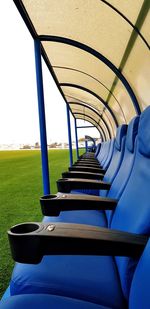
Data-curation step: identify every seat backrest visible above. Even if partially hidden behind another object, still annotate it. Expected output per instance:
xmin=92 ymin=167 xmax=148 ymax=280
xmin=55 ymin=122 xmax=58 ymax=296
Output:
xmin=103 ymin=138 xmax=115 ymax=170
xmin=129 ymin=238 xmax=150 ymax=309
xmin=100 ymin=140 xmax=111 ymax=166
xmin=97 ymin=140 xmax=110 ymax=163
xmin=110 ymin=106 xmax=150 ymax=301
xmin=106 ymin=116 xmax=139 ymax=225
xmin=96 ymin=142 xmax=104 ymax=161
xmin=100 ymin=124 xmax=127 ymax=195
xmin=94 ymin=143 xmax=101 ymax=158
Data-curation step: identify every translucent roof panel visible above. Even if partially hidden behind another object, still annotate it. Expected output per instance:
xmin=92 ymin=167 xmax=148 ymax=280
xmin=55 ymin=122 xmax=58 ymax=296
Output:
xmin=76 ymin=119 xmax=104 ymax=141
xmin=75 ymin=114 xmax=109 ymax=140
xmin=66 ymin=94 xmax=115 ymax=138
xmin=15 ymin=0 xmax=149 ymax=140
xmin=75 ymin=114 xmax=100 ymax=132
xmin=140 ymin=5 xmax=150 ymax=46
xmin=109 ymin=80 xmax=136 ymax=124
xmin=44 ymin=41 xmax=122 ymax=125
xmin=62 ymin=86 xmax=118 ymax=129
xmin=43 ymin=42 xmax=115 ymax=91
xmin=53 ymin=67 xmax=109 ymax=103
xmin=66 ymin=95 xmax=89 ymax=105
xmin=22 ymin=0 xmax=138 ymax=68
xmin=102 ymin=109 xmax=115 ymax=137
xmin=109 ymin=97 xmax=125 ymax=125
xmin=66 ymin=96 xmax=103 ymax=120
xmin=107 ymin=1 xmax=143 ymax=24
xmin=70 ymin=104 xmax=100 ymax=127
xmin=122 ymin=37 xmax=150 ymax=111
xmin=62 ymin=86 xmax=104 ymax=113
xmin=67 ymin=96 xmax=108 ymax=134
xmin=101 ymin=113 xmax=113 ymax=138
xmin=69 ymin=102 xmax=111 ymax=138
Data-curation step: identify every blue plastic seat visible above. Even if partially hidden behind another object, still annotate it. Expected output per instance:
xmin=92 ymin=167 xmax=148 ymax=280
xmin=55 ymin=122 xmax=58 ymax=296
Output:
xmin=2 ymin=238 xmax=150 ymax=308
xmin=84 ymin=140 xmax=110 ymax=167
xmin=10 ymin=254 xmax=125 ymax=308
xmin=75 ymin=139 xmax=113 ymax=172
xmin=4 ymin=106 xmax=150 ymax=309
xmin=84 ymin=125 xmax=127 ymax=171
xmin=101 ymin=125 xmax=127 ymax=185
xmin=79 ymin=141 xmax=109 ymax=167
xmin=94 ymin=143 xmax=101 ymax=158
xmin=95 ymin=142 xmax=105 ymax=162
xmin=71 ymin=125 xmax=127 ymax=196
xmin=128 ymin=237 xmax=150 ymax=309
xmin=102 ymin=139 xmax=115 ymax=170
xmin=44 ymin=209 xmax=108 ymax=227
xmin=77 ymin=142 xmax=101 ymax=162
xmin=97 ymin=140 xmax=111 ymax=166
xmin=0 ymin=294 xmax=111 ymax=309
xmin=10 ymin=108 xmax=149 ymax=308
xmin=44 ymin=117 xmax=138 ymax=227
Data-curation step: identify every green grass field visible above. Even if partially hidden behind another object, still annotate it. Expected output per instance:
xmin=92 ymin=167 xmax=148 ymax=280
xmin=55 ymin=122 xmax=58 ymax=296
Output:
xmin=0 ymin=148 xmax=84 ymax=297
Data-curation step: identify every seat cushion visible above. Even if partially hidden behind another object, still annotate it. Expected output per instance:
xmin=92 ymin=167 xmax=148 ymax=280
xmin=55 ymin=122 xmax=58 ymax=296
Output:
xmin=129 ymin=239 xmax=150 ymax=309
xmin=43 ymin=209 xmax=107 ymax=227
xmin=10 ymin=255 xmax=125 ymax=309
xmin=71 ymin=189 xmax=100 ymax=196
xmin=0 ymin=294 xmax=112 ymax=309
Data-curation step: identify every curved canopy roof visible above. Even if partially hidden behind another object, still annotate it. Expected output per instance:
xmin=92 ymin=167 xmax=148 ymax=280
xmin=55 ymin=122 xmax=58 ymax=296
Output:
xmin=14 ymin=0 xmax=150 ymax=139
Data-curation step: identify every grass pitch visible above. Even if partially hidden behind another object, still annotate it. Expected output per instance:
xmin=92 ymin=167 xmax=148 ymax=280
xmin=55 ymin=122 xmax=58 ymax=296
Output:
xmin=0 ymin=148 xmax=84 ymax=297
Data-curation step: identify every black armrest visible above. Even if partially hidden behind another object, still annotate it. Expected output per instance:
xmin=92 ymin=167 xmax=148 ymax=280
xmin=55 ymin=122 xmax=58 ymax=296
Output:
xmin=77 ymin=159 xmax=98 ymax=162
xmin=62 ymin=171 xmax=104 ymax=180
xmin=40 ymin=193 xmax=117 ymax=216
xmin=74 ymin=160 xmax=100 ymax=164
xmin=69 ymin=166 xmax=106 ymax=174
xmin=57 ymin=178 xmax=111 ymax=193
xmin=74 ymin=162 xmax=101 ymax=168
xmin=8 ymin=222 xmax=148 ymax=264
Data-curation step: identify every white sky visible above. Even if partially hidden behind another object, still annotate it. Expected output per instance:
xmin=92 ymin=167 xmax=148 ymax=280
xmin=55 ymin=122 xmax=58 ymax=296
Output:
xmin=0 ymin=1 xmax=100 ymax=145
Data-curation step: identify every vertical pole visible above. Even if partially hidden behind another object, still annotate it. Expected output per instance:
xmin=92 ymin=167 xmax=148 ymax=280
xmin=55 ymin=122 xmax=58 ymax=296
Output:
xmin=34 ymin=39 xmax=50 ymax=195
xmin=85 ymin=139 xmax=88 ymax=152
xmin=66 ymin=104 xmax=73 ymax=167
xmin=74 ymin=118 xmax=79 ymax=160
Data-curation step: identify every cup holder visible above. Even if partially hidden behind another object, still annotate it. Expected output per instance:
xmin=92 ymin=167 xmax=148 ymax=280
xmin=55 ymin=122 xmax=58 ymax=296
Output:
xmin=10 ymin=223 xmax=40 ymax=234
xmin=57 ymin=178 xmax=71 ymax=193
xmin=40 ymin=194 xmax=58 ymax=200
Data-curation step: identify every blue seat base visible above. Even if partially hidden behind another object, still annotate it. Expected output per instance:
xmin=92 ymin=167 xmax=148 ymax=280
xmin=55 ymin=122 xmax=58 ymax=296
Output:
xmin=43 ymin=209 xmax=107 ymax=227
xmin=10 ymin=254 xmax=125 ymax=309
xmin=0 ymin=294 xmax=112 ymax=309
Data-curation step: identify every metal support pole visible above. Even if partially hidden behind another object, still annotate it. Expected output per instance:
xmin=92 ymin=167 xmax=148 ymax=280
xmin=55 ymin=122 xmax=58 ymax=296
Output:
xmin=34 ymin=39 xmax=50 ymax=195
xmin=85 ymin=140 xmax=88 ymax=152
xmin=66 ymin=104 xmax=73 ymax=167
xmin=74 ymin=118 xmax=79 ymax=160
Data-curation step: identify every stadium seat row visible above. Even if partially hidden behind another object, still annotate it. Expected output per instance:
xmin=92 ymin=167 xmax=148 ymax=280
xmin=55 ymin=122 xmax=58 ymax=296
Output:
xmin=1 ymin=106 xmax=150 ymax=308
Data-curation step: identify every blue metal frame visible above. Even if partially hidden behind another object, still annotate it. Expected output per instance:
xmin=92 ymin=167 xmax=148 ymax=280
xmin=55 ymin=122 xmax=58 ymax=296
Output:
xmin=60 ymin=83 xmax=118 ymax=128
xmin=34 ymin=39 xmax=50 ymax=195
xmin=77 ymin=125 xmax=95 ymax=128
xmin=85 ymin=140 xmax=88 ymax=152
xmin=85 ymin=135 xmax=96 ymax=152
xmin=66 ymin=104 xmax=73 ymax=167
xmin=74 ymin=112 xmax=106 ymax=140
xmin=39 ymin=36 xmax=141 ymax=116
xmin=53 ymin=65 xmax=127 ymax=123
xmin=12 ymin=3 xmax=143 ymax=126
xmin=69 ymin=101 xmax=112 ymax=138
xmin=74 ymin=119 xmax=79 ymax=160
